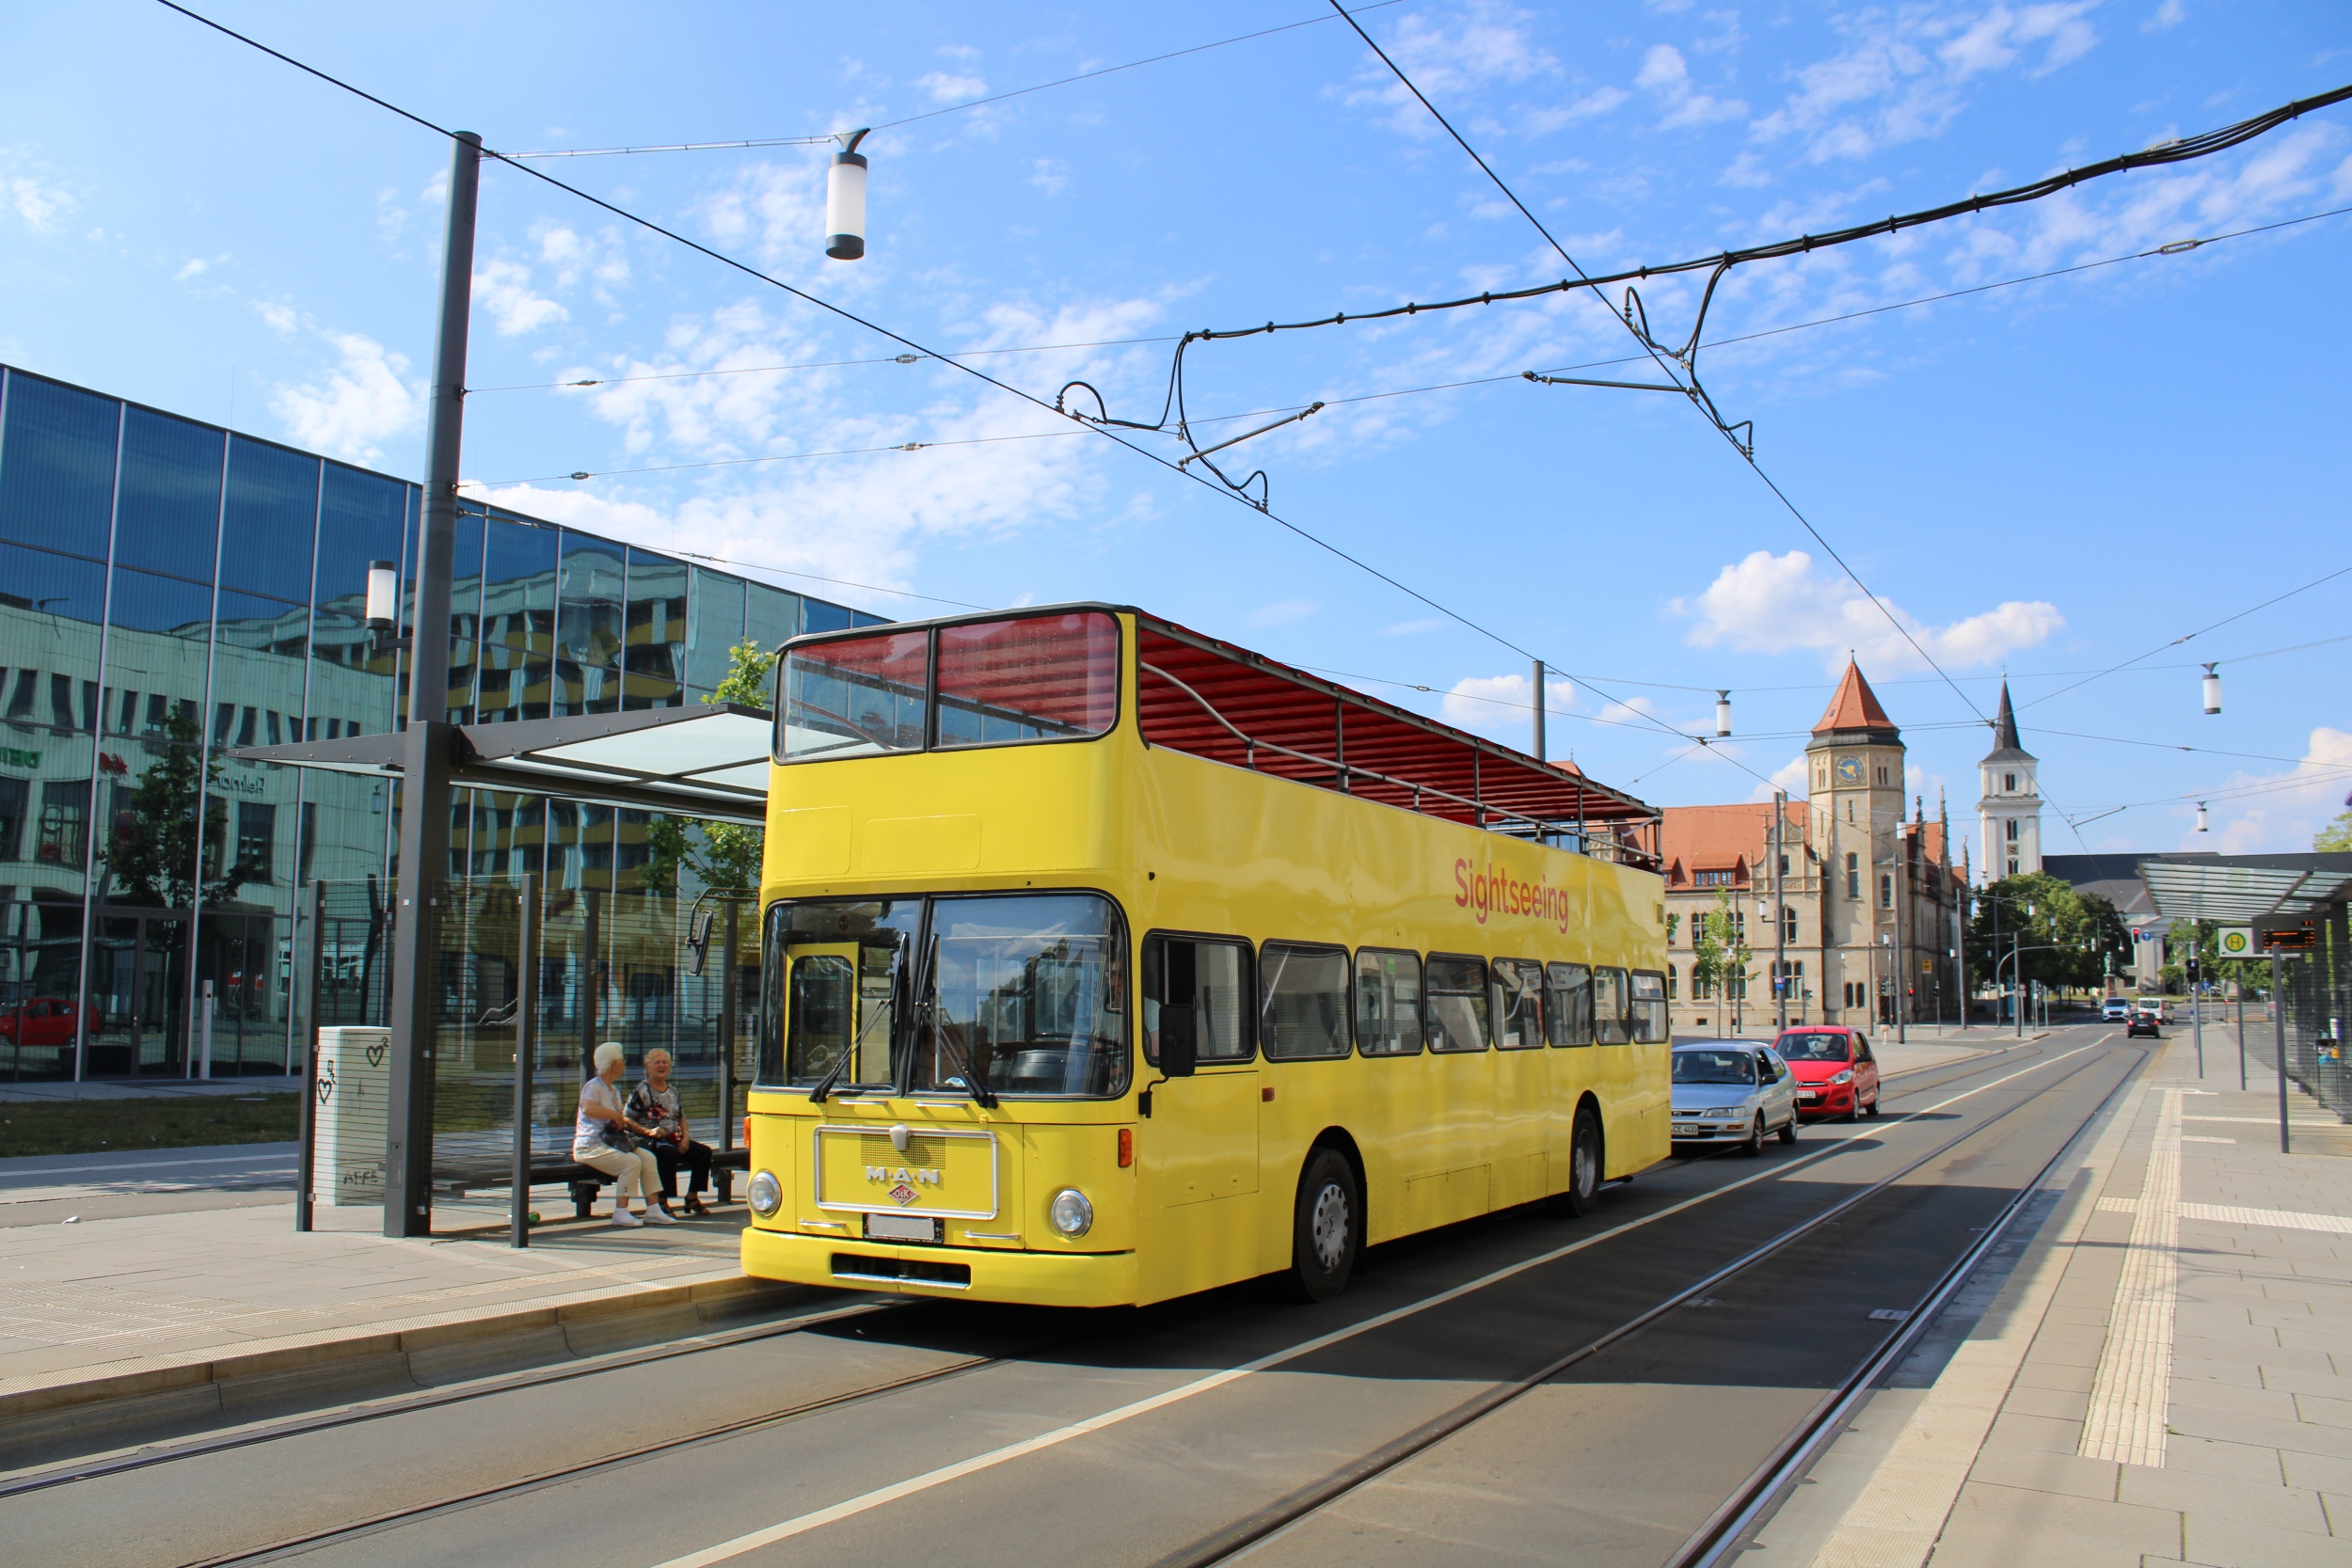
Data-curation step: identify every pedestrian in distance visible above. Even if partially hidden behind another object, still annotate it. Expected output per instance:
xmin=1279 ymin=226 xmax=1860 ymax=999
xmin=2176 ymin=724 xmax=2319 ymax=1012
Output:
xmin=628 ymin=1048 xmax=714 ymax=1215
xmin=574 ymin=1041 xmax=673 ymax=1227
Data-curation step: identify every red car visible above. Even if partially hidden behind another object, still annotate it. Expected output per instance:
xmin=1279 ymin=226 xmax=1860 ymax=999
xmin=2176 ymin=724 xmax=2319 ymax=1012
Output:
xmin=1772 ymin=1024 xmax=1882 ymax=1120
xmin=0 ymin=997 xmax=78 ymax=1049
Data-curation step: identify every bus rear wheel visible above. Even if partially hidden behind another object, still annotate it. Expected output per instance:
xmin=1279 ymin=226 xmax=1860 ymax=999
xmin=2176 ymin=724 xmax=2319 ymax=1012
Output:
xmin=1286 ymin=1148 xmax=1360 ymax=1303
xmin=1560 ymin=1105 xmax=1603 ymax=1216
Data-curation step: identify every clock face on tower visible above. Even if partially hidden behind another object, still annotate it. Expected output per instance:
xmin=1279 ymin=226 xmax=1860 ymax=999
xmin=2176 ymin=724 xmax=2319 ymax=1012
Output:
xmin=1835 ymin=754 xmax=1866 ymax=784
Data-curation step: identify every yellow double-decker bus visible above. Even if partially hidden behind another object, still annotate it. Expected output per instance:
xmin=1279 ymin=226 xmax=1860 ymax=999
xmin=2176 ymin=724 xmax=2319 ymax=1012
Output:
xmin=739 ymin=605 xmax=1669 ymax=1307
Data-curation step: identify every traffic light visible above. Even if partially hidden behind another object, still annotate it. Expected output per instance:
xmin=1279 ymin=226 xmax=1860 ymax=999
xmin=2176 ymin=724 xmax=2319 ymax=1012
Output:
xmin=2185 ymin=958 xmax=2201 ymax=984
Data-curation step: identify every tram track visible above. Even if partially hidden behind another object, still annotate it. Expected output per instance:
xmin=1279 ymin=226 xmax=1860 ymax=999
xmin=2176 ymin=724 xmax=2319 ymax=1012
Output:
xmin=24 ymin=1030 xmax=2123 ymax=1568
xmin=1153 ymin=1030 xmax=2137 ymax=1568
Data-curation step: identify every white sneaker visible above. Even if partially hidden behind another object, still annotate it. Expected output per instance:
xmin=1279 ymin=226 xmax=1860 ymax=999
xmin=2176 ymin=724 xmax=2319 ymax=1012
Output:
xmin=610 ymin=1209 xmax=642 ymax=1228
xmin=643 ymin=1205 xmax=677 ymax=1225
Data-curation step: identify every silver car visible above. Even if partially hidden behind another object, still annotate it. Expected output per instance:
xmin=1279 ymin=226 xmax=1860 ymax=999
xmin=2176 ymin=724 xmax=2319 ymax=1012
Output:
xmin=1671 ymin=1041 xmax=1800 ymax=1155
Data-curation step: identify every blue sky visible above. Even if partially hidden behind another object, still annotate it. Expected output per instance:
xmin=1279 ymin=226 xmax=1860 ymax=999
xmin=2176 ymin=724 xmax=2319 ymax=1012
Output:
xmin=3 ymin=1 xmax=2348 ymax=857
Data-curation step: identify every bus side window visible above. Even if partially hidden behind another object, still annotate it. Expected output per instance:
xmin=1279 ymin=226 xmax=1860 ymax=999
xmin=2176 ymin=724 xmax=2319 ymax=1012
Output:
xmin=1545 ymin=962 xmax=1592 ymax=1047
xmin=1260 ymin=942 xmax=1351 ymax=1060
xmin=1142 ymin=933 xmax=1255 ymax=1066
xmin=1493 ymin=958 xmax=1545 ymax=1049
xmin=1425 ymin=955 xmax=1490 ymax=1053
xmin=1591 ymin=967 xmax=1631 ymax=1045
xmin=1355 ymin=948 xmax=1423 ymax=1056
xmin=1629 ymin=971 xmax=1669 ymax=1042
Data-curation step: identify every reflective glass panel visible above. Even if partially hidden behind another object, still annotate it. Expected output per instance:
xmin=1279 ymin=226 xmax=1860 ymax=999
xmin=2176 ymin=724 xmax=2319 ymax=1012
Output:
xmin=758 ymin=897 xmax=920 ymax=1088
xmin=1353 ymin=948 xmax=1422 ymax=1056
xmin=0 ymin=373 xmax=118 ymax=560
xmin=1259 ymin=941 xmax=1349 ymax=1060
xmin=686 ymin=567 xmax=746 ymax=691
xmin=1426 ymin=954 xmax=1489 ymax=1053
xmin=621 ymin=548 xmax=686 ymax=710
xmin=781 ymin=630 xmax=928 ymax=760
xmin=1592 ymin=966 xmax=1631 ymax=1044
xmin=935 ymin=611 xmax=1118 ymax=747
xmin=220 ymin=438 xmax=317 ymax=602
xmin=555 ymin=537 xmax=624 ymax=715
xmin=1493 ymin=958 xmax=1546 ymax=1049
xmin=116 ymin=408 xmax=223 ymax=582
xmin=1545 ymin=961 xmax=1593 ymax=1046
xmin=1140 ymin=934 xmax=1252 ymax=1064
xmin=478 ymin=515 xmax=558 ymax=723
xmin=744 ymin=581 xmax=803 ymax=658
xmin=1629 ymin=970 xmax=1669 ymax=1042
xmin=801 ymin=598 xmax=851 ymax=636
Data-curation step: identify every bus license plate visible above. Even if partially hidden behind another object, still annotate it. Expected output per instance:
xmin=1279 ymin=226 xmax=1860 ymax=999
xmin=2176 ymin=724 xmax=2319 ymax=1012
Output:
xmin=866 ymin=1212 xmax=943 ymax=1243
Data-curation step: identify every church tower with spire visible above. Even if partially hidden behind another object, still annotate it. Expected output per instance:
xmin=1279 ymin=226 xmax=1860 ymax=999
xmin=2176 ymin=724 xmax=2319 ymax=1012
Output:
xmin=1977 ymin=681 xmax=2042 ymax=880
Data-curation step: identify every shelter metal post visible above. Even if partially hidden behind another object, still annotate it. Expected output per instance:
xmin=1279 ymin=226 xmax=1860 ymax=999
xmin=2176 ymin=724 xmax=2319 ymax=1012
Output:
xmin=511 ymin=873 xmax=538 ymax=1248
xmin=295 ymin=879 xmax=325 ymax=1234
xmin=720 ymin=897 xmax=739 ymax=1155
xmin=2237 ymin=984 xmax=2247 ymax=1090
xmin=2273 ymin=952 xmax=2292 ymax=1155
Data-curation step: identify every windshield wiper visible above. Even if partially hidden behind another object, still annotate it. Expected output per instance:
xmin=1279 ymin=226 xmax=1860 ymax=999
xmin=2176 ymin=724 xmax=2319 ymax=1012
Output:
xmin=806 ymin=1053 xmax=848 ymax=1103
xmin=914 ymin=933 xmax=997 ymax=1109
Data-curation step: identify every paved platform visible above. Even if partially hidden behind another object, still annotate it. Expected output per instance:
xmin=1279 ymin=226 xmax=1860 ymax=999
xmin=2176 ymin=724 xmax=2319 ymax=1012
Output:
xmin=0 ymin=1151 xmax=777 ymax=1439
xmin=1798 ymin=1025 xmax=2352 ymax=1567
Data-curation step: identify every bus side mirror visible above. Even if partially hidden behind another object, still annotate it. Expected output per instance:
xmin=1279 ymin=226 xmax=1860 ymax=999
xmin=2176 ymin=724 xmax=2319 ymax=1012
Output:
xmin=1160 ymin=1005 xmax=1198 ymax=1077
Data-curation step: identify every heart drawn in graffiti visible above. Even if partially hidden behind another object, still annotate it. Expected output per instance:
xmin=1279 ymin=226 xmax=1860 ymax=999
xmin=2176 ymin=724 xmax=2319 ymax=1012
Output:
xmin=366 ymin=1040 xmax=387 ymax=1069
xmin=316 ymin=1060 xmax=338 ymax=1105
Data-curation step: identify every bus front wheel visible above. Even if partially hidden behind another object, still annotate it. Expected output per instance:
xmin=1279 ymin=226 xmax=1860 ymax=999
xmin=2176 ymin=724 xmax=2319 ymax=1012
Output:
xmin=1287 ymin=1148 xmax=1360 ymax=1303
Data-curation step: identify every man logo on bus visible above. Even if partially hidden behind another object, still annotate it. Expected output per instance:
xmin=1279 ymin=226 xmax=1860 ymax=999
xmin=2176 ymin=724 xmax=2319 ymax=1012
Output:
xmin=888 ymin=1182 xmax=918 ymax=1206
xmin=1454 ymin=857 xmax=1574 ymax=932
xmin=866 ymin=1164 xmax=941 ymax=1186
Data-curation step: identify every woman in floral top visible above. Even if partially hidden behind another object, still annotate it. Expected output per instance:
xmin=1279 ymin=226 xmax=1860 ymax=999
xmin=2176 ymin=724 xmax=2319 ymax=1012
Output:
xmin=627 ymin=1048 xmax=713 ymax=1215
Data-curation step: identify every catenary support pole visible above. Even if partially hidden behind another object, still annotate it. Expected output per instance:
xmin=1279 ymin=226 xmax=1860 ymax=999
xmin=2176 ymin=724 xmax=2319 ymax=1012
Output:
xmin=1772 ymin=791 xmax=1787 ymax=1034
xmin=2192 ymin=974 xmax=2205 ymax=1078
xmin=511 ymin=872 xmax=538 ymax=1248
xmin=383 ymin=130 xmax=481 ymax=1240
xmin=2237 ymin=982 xmax=2248 ymax=1090
xmin=1531 ymin=660 xmax=1546 ymax=764
xmin=720 ymin=897 xmax=740 ymax=1158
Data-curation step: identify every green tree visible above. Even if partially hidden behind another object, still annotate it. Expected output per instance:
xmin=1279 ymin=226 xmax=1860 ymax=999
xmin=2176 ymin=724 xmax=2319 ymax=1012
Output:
xmin=1965 ymin=872 xmax=2128 ymax=993
xmin=103 ymin=706 xmax=254 ymax=910
xmin=1689 ymin=888 xmax=1754 ymax=1031
xmin=2315 ymin=792 xmax=2352 ymax=851
xmin=643 ymin=638 xmax=773 ymax=895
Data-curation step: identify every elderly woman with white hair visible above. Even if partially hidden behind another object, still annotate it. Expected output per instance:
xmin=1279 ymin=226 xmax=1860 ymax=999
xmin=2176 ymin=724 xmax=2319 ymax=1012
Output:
xmin=574 ymin=1041 xmax=672 ymax=1227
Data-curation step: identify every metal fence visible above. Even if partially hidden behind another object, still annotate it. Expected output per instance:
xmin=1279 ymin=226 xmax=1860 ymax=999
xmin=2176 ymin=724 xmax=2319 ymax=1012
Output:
xmin=2279 ymin=914 xmax=2351 ymax=1122
xmin=294 ymin=876 xmax=756 ymax=1231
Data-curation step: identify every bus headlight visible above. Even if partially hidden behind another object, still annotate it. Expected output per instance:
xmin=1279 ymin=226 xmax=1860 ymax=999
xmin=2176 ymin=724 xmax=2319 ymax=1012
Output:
xmin=748 ymin=1170 xmax=783 ymax=1217
xmin=1048 ymin=1187 xmax=1093 ymax=1238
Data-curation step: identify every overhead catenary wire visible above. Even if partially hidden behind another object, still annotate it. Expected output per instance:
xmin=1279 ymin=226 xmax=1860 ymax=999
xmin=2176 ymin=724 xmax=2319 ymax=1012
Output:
xmin=497 ymin=3 xmax=1408 ymax=159
xmin=151 ymin=0 xmax=1756 ymax=782
xmin=464 ymin=429 xmax=1080 ymax=487
xmin=2021 ymin=561 xmax=2352 ymax=712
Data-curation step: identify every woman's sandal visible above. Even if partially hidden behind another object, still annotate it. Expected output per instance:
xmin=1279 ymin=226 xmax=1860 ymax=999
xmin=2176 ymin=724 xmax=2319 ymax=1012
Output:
xmin=684 ymin=1196 xmax=711 ymax=1216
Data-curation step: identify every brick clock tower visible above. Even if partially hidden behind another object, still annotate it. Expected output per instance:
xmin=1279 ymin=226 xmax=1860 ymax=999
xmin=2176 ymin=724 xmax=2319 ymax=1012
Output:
xmin=1807 ymin=661 xmax=1905 ymax=1021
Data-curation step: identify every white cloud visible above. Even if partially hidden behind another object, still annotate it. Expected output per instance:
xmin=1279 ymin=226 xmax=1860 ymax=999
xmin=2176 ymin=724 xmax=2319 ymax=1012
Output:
xmin=1444 ymin=671 xmax=1580 ymax=751
xmin=1382 ymin=617 xmax=1451 ymax=636
xmin=0 ymin=149 xmax=77 ymax=233
xmin=1750 ymin=4 xmax=2101 ymax=164
xmin=255 ymin=301 xmax=298 ymax=334
xmin=2200 ymin=729 xmax=2352 ymax=853
xmin=1028 ymin=158 xmax=1070 ymax=198
xmin=2142 ymin=0 xmax=2185 ymax=31
xmin=534 ymin=223 xmax=629 ymax=294
xmin=1750 ymin=752 xmax=1812 ymax=801
xmin=916 ymin=71 xmax=987 ymax=103
xmin=1248 ymin=598 xmax=1320 ymax=627
xmin=173 ymin=256 xmax=217 ymax=281
xmin=268 ymin=329 xmax=421 ymax=463
xmin=701 ymin=158 xmax=827 ymax=271
xmin=1341 ymin=3 xmax=1558 ymax=135
xmin=1635 ymin=43 xmax=1749 ymax=129
xmin=1673 ymin=549 xmax=2063 ymax=673
xmin=473 ymin=259 xmax=567 ymax=336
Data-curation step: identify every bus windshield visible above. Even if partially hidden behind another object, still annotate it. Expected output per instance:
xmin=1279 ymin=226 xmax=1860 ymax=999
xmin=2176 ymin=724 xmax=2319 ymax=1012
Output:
xmin=761 ymin=892 xmax=1129 ymax=1099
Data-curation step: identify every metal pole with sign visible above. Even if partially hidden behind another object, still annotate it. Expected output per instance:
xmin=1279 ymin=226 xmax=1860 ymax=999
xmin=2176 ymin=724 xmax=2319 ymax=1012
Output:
xmin=511 ymin=873 xmax=538 ymax=1249
xmin=2272 ymin=950 xmax=2291 ymax=1155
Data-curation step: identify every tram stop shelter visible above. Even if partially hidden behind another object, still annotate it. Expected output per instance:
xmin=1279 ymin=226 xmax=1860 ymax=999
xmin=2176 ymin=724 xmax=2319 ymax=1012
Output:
xmin=2138 ymin=851 xmax=2352 ymax=1134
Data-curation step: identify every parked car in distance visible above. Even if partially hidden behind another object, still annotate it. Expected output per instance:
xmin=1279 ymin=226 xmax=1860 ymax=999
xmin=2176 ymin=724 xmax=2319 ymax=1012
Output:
xmin=1772 ymin=1024 xmax=1882 ymax=1120
xmin=2125 ymin=1009 xmax=2161 ymax=1038
xmin=1671 ymin=1041 xmax=1800 ymax=1155
xmin=0 ymin=997 xmax=76 ymax=1048
xmin=2101 ymin=997 xmax=2132 ymax=1022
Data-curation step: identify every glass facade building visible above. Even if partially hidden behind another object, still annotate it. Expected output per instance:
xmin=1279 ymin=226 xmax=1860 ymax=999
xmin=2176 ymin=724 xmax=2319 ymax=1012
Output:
xmin=0 ymin=363 xmax=879 ymax=1081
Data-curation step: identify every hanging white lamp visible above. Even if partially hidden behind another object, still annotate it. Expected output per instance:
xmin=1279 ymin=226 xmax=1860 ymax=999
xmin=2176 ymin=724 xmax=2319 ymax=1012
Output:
xmin=2201 ymin=661 xmax=2221 ymax=715
xmin=825 ymin=129 xmax=870 ymax=260
xmin=2196 ymin=800 xmax=2209 ymax=833
xmin=1715 ymin=689 xmax=1732 ymax=738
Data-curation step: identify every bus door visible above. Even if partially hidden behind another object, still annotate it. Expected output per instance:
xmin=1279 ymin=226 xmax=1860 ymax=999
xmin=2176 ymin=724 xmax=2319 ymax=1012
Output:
xmin=1489 ymin=959 xmax=1550 ymax=1206
xmin=1140 ymin=934 xmax=1259 ymax=1209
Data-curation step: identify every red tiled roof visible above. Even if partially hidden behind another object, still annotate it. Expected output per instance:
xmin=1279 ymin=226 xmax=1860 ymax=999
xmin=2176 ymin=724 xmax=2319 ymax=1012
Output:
xmin=1812 ymin=661 xmax=1895 ymax=735
xmin=1660 ymin=800 xmax=1807 ymax=886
